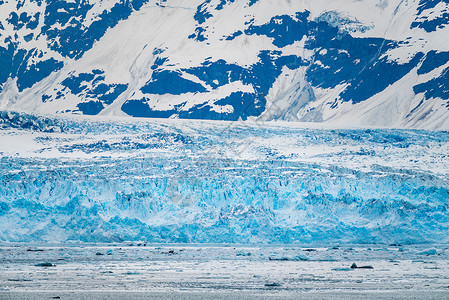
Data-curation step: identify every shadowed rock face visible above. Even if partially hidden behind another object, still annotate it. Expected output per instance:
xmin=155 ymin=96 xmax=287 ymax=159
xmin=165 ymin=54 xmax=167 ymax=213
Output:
xmin=0 ymin=0 xmax=448 ymax=128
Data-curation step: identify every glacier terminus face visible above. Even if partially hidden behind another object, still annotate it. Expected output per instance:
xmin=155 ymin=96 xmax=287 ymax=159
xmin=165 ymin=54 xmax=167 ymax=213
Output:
xmin=0 ymin=111 xmax=448 ymax=244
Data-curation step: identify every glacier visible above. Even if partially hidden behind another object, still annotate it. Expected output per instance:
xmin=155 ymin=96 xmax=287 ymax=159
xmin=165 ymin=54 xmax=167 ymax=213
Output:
xmin=2 ymin=1 xmax=449 ymax=297
xmin=1 ymin=111 xmax=448 ymax=244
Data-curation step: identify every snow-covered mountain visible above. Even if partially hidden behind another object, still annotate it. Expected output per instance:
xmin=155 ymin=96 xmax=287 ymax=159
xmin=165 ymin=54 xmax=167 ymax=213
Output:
xmin=0 ymin=0 xmax=449 ymax=129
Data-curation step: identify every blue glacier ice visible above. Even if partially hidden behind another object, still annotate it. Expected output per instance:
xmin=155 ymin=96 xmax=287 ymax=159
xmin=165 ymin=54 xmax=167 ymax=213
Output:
xmin=0 ymin=111 xmax=448 ymax=244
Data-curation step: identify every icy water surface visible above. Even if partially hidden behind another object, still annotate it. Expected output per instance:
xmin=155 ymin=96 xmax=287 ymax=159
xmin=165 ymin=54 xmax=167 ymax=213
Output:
xmin=0 ymin=244 xmax=449 ymax=299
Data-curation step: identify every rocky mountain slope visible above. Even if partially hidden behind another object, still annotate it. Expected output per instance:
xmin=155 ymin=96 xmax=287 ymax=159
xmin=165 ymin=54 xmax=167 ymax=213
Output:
xmin=0 ymin=0 xmax=449 ymax=129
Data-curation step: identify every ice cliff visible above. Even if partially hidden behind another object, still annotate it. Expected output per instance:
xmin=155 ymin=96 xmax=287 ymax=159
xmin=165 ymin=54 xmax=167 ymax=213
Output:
xmin=0 ymin=111 xmax=448 ymax=244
